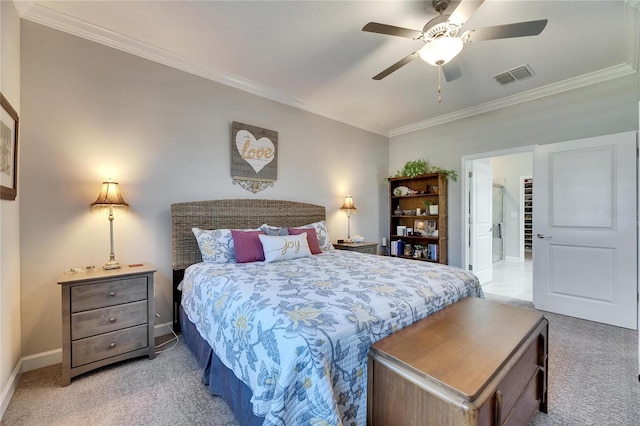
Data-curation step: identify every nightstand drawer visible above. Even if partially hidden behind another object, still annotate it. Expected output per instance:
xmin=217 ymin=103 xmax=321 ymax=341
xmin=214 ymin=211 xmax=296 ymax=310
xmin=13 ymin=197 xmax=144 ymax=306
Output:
xmin=355 ymin=245 xmax=377 ymax=255
xmin=71 ymin=300 xmax=148 ymax=340
xmin=71 ymin=277 xmax=147 ymax=313
xmin=72 ymin=324 xmax=148 ymax=367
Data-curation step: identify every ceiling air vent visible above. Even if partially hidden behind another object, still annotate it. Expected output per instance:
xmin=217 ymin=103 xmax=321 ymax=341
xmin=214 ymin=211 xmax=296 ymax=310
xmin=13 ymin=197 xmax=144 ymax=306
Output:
xmin=494 ymin=64 xmax=535 ymax=86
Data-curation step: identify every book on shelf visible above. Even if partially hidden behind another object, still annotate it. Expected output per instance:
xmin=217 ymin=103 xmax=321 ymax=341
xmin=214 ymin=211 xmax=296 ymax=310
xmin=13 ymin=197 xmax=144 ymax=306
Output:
xmin=427 ymin=244 xmax=438 ymax=261
xmin=391 ymin=240 xmax=405 ymax=257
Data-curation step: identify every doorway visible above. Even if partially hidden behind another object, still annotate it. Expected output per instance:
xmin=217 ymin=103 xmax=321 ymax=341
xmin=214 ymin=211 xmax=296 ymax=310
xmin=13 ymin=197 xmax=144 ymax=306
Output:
xmin=463 ymin=147 xmax=534 ymax=301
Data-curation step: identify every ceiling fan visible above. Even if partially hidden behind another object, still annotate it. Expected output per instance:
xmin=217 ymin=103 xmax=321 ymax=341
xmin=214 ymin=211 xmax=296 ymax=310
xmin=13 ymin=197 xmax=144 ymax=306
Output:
xmin=363 ymin=0 xmax=548 ymax=83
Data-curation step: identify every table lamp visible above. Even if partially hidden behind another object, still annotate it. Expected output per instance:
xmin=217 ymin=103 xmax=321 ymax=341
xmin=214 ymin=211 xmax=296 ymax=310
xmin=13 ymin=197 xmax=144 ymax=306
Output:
xmin=91 ymin=180 xmax=129 ymax=269
xmin=340 ymin=195 xmax=357 ymax=243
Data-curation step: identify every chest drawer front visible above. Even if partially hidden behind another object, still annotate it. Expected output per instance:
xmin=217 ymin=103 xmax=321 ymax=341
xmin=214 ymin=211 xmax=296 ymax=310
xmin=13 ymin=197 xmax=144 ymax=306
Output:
xmin=71 ymin=300 xmax=148 ymax=340
xmin=71 ymin=277 xmax=148 ymax=313
xmin=71 ymin=324 xmax=148 ymax=368
xmin=494 ymin=328 xmax=546 ymax=423
xmin=504 ymin=370 xmax=543 ymax=426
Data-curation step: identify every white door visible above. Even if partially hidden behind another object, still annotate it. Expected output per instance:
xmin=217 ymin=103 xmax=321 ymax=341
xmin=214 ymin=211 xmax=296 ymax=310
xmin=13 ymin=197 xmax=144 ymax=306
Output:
xmin=471 ymin=159 xmax=493 ymax=284
xmin=533 ymin=131 xmax=637 ymax=329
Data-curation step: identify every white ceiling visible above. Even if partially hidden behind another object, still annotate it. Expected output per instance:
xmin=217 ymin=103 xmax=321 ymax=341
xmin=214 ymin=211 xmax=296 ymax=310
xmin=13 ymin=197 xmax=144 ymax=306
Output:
xmin=15 ymin=1 xmax=640 ymax=136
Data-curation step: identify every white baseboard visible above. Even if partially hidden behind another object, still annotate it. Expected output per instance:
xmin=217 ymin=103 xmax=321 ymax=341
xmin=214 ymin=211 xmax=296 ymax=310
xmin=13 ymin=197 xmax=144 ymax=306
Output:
xmin=0 ymin=359 xmax=22 ymax=420
xmin=505 ymin=256 xmax=523 ymax=263
xmin=155 ymin=321 xmax=174 ymax=337
xmin=1 ymin=322 xmax=175 ymax=419
xmin=11 ymin=323 xmax=172 ymax=371
xmin=21 ymin=348 xmax=62 ymax=373
xmin=1 ymin=348 xmax=65 ymax=420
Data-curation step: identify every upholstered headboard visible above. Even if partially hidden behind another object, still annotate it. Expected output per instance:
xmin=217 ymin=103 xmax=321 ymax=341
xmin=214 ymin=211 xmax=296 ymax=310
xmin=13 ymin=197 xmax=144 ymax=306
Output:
xmin=170 ymin=199 xmax=326 ymax=330
xmin=171 ymin=199 xmax=326 ymax=271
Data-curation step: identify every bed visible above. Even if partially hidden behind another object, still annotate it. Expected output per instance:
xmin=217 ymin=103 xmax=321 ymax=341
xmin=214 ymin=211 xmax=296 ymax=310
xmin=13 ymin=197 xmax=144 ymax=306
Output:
xmin=171 ymin=199 xmax=482 ymax=426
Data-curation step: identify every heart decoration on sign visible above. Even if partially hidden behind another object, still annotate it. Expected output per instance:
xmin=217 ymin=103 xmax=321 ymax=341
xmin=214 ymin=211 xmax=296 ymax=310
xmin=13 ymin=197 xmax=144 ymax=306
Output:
xmin=235 ymin=129 xmax=275 ymax=174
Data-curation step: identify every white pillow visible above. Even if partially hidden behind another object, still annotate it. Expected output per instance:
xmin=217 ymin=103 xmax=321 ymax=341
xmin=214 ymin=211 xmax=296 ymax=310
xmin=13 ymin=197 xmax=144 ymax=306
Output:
xmin=258 ymin=233 xmax=312 ymax=263
xmin=192 ymin=227 xmax=256 ymax=264
xmin=300 ymin=220 xmax=334 ymax=251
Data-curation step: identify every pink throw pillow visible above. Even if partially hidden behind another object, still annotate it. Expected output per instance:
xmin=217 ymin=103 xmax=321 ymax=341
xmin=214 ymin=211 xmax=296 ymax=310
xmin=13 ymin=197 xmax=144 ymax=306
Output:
xmin=288 ymin=228 xmax=321 ymax=254
xmin=231 ymin=230 xmax=266 ymax=263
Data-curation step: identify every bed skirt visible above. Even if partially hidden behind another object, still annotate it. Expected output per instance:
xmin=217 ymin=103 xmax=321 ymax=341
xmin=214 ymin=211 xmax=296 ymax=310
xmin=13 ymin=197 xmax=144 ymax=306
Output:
xmin=180 ymin=306 xmax=265 ymax=426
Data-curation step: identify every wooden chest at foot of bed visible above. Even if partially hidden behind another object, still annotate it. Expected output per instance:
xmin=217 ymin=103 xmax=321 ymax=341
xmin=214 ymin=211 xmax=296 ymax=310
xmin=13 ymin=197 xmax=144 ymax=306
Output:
xmin=367 ymin=297 xmax=548 ymax=426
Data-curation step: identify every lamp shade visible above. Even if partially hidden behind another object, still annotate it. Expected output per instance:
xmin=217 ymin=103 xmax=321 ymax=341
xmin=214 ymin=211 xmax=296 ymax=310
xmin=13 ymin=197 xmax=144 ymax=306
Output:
xmin=418 ymin=37 xmax=464 ymax=66
xmin=340 ymin=195 xmax=356 ymax=212
xmin=90 ymin=181 xmax=129 ymax=208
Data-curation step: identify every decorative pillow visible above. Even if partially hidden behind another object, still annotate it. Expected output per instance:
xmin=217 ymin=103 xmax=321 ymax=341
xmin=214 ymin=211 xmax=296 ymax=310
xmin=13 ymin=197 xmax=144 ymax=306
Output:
xmin=192 ymin=227 xmax=257 ymax=263
xmin=231 ymin=230 xmax=266 ymax=263
xmin=258 ymin=233 xmax=312 ymax=263
xmin=259 ymin=224 xmax=289 ymax=236
xmin=300 ymin=220 xmax=334 ymax=251
xmin=288 ymin=228 xmax=321 ymax=254
xmin=192 ymin=228 xmax=236 ymax=263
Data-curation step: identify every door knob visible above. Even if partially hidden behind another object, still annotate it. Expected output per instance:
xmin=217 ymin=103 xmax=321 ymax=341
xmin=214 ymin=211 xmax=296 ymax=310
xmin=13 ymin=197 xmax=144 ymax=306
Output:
xmin=536 ymin=233 xmax=552 ymax=239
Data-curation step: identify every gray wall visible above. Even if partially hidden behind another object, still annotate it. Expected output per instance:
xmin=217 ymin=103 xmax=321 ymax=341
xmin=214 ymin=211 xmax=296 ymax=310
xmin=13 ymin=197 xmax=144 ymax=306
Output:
xmin=390 ymin=73 xmax=639 ymax=268
xmin=20 ymin=21 xmax=388 ymax=357
xmin=0 ymin=0 xmax=21 ymax=412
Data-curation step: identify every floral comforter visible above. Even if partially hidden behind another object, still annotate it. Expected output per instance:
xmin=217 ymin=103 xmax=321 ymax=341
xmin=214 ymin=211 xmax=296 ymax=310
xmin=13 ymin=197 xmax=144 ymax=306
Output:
xmin=181 ymin=250 xmax=482 ymax=426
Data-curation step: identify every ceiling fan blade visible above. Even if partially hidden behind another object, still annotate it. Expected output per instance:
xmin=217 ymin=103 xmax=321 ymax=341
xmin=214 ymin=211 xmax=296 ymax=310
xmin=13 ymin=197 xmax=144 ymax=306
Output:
xmin=372 ymin=51 xmax=420 ymax=80
xmin=448 ymin=0 xmax=485 ymax=27
xmin=362 ymin=22 xmax=423 ymax=39
xmin=467 ymin=19 xmax=548 ymax=42
xmin=442 ymin=62 xmax=462 ymax=82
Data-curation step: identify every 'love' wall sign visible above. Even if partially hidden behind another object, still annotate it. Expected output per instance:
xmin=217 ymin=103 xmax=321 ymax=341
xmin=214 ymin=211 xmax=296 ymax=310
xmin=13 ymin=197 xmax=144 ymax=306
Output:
xmin=231 ymin=121 xmax=278 ymax=193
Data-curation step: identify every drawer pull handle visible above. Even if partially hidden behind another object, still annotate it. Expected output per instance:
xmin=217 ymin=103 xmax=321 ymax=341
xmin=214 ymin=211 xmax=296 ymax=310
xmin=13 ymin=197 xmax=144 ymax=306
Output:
xmin=110 ymin=342 xmax=116 ymax=348
xmin=494 ymin=390 xmax=503 ymax=426
xmin=109 ymin=317 xmax=116 ymax=323
xmin=109 ymin=291 xmax=116 ymax=297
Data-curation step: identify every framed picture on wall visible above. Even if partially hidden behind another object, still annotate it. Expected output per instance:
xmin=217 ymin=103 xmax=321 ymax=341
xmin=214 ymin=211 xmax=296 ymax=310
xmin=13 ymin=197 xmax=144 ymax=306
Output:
xmin=231 ymin=121 xmax=278 ymax=193
xmin=0 ymin=93 xmax=19 ymax=201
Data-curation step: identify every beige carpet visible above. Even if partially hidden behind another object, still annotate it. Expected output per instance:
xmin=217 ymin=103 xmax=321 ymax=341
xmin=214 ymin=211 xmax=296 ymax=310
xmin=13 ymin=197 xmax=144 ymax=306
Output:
xmin=488 ymin=293 xmax=639 ymax=426
xmin=1 ymin=339 xmax=238 ymax=426
xmin=2 ymin=295 xmax=639 ymax=425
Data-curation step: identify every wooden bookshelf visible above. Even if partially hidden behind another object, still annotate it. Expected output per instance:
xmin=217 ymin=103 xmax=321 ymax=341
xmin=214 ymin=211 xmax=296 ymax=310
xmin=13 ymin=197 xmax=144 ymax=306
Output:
xmin=388 ymin=173 xmax=448 ymax=264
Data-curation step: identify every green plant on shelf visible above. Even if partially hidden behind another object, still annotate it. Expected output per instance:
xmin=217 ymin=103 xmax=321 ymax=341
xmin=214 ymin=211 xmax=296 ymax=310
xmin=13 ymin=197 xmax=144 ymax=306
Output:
xmin=391 ymin=158 xmax=457 ymax=181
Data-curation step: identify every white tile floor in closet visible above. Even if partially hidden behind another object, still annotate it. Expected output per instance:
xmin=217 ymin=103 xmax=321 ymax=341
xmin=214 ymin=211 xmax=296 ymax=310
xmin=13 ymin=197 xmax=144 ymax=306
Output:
xmin=481 ymin=258 xmax=532 ymax=302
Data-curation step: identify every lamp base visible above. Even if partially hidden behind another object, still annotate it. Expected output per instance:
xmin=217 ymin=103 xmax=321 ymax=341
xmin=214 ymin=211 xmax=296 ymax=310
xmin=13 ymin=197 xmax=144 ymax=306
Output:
xmin=344 ymin=238 xmax=353 ymax=243
xmin=103 ymin=259 xmax=121 ymax=270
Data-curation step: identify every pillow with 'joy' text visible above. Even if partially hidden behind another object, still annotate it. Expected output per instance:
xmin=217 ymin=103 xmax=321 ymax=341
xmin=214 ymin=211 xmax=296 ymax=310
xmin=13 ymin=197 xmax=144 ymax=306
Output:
xmin=258 ymin=233 xmax=312 ymax=263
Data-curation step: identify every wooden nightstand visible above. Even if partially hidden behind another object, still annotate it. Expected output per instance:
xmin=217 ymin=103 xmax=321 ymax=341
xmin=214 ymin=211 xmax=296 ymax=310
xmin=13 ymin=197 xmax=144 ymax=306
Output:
xmin=57 ymin=264 xmax=156 ymax=386
xmin=333 ymin=242 xmax=378 ymax=255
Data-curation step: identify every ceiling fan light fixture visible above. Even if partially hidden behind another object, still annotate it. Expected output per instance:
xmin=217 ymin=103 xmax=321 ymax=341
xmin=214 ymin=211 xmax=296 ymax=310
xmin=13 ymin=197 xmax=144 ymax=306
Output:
xmin=418 ymin=37 xmax=463 ymax=66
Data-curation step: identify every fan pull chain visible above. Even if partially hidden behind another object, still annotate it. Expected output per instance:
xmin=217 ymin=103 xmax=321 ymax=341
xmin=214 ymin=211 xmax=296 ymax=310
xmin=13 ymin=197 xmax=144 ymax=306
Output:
xmin=437 ymin=65 xmax=443 ymax=103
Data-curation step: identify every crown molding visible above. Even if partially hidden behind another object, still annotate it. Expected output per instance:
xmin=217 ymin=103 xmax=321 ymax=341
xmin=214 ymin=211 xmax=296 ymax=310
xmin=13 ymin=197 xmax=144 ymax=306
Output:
xmin=12 ymin=1 xmax=34 ymax=16
xmin=17 ymin=2 xmax=388 ymax=136
xmin=389 ymin=63 xmax=636 ymax=137
xmin=392 ymin=3 xmax=639 ymax=137
xmin=625 ymin=0 xmax=640 ymax=70
xmin=628 ymin=0 xmax=640 ymax=10
xmin=17 ymin=2 xmax=640 ymax=140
